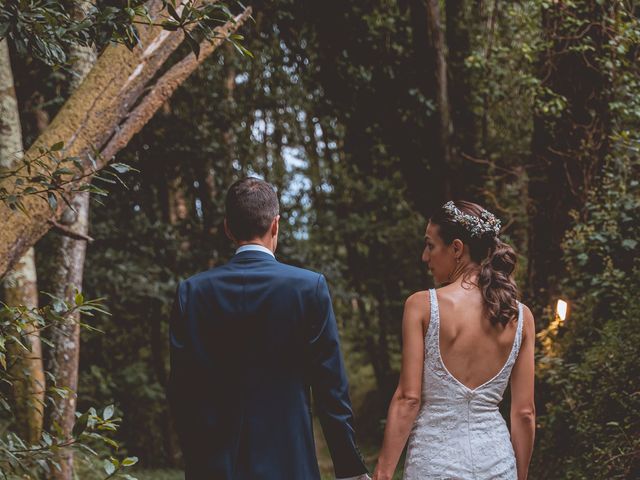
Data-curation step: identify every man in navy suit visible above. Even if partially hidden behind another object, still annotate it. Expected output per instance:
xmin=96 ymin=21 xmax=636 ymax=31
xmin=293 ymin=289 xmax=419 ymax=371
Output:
xmin=168 ymin=177 xmax=370 ymax=479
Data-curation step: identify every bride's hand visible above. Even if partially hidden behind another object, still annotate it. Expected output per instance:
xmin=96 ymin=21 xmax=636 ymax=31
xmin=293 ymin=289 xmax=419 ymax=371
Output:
xmin=372 ymin=466 xmax=393 ymax=480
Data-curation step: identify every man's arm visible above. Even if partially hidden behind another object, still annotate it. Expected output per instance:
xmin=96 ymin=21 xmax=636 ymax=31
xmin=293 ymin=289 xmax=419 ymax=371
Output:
xmin=167 ymin=282 xmax=192 ymax=450
xmin=310 ymin=274 xmax=368 ymax=478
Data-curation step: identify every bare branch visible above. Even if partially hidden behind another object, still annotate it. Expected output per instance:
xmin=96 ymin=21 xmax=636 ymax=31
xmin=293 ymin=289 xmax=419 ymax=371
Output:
xmin=100 ymin=7 xmax=252 ymax=166
xmin=47 ymin=219 xmax=95 ymax=243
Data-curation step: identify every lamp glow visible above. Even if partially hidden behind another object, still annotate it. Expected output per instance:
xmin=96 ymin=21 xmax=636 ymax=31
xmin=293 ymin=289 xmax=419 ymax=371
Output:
xmin=556 ymin=299 xmax=568 ymax=321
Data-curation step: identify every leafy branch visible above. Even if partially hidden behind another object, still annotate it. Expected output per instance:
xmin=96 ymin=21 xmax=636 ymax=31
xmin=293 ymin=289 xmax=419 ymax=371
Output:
xmin=0 ymin=141 xmax=138 ymax=215
xmin=0 ymin=293 xmax=138 ymax=478
xmin=0 ymin=0 xmax=252 ymax=66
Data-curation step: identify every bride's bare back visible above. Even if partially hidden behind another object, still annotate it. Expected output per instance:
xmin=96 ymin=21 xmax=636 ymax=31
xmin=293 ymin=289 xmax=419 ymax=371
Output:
xmin=374 ymin=203 xmax=535 ymax=480
xmin=434 ymin=283 xmax=519 ymax=391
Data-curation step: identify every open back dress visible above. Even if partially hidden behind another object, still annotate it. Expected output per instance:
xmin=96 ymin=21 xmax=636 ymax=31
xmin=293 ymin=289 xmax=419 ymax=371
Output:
xmin=403 ymin=288 xmax=523 ymax=479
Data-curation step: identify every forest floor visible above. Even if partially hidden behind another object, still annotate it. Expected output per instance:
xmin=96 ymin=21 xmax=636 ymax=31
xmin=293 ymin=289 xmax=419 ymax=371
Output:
xmin=71 ymin=436 xmax=403 ymax=480
xmin=123 ymin=424 xmax=404 ymax=480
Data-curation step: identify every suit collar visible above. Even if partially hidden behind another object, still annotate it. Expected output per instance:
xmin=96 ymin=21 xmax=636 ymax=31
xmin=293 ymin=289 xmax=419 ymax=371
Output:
xmin=229 ymin=249 xmax=278 ymax=263
xmin=235 ymin=244 xmax=275 ymax=258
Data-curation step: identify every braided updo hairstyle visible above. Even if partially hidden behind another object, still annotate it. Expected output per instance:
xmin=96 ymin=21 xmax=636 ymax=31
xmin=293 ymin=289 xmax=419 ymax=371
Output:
xmin=430 ymin=200 xmax=519 ymax=327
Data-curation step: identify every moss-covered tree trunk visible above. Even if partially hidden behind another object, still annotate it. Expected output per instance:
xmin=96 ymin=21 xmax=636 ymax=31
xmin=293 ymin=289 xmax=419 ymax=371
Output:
xmin=44 ymin=2 xmax=96 ymax=476
xmin=0 ymin=38 xmax=45 ymax=444
xmin=0 ymin=0 xmax=251 ymax=279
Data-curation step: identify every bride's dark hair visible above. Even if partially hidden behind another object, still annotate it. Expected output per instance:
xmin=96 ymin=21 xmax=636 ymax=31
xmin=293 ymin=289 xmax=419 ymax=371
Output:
xmin=431 ymin=200 xmax=519 ymax=327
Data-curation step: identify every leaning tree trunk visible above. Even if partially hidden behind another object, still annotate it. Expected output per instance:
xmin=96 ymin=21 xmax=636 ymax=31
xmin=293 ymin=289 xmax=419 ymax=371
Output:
xmin=44 ymin=1 xmax=96 ymax=476
xmin=0 ymin=0 xmax=252 ymax=279
xmin=0 ymin=38 xmax=45 ymax=444
xmin=527 ymin=0 xmax=612 ymax=314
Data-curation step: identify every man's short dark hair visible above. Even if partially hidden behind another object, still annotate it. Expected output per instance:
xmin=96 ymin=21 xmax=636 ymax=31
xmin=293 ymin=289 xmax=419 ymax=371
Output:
xmin=225 ymin=177 xmax=280 ymax=241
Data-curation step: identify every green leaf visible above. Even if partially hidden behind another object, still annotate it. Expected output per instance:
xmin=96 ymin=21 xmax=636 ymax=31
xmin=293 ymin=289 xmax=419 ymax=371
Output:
xmin=75 ymin=291 xmax=84 ymax=306
xmin=103 ymin=404 xmax=114 ymax=420
xmin=51 ymin=141 xmax=64 ymax=151
xmin=73 ymin=412 xmax=90 ymax=437
xmin=111 ymin=163 xmax=131 ymax=174
xmin=103 ymin=459 xmax=116 ymax=476
xmin=53 ymin=167 xmax=74 ymax=176
xmin=167 ymin=3 xmax=181 ymax=21
xmin=48 ymin=192 xmax=58 ymax=210
xmin=121 ymin=456 xmax=139 ymax=467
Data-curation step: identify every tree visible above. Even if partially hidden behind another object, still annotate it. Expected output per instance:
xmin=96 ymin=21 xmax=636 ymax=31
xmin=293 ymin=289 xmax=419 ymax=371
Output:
xmin=0 ymin=0 xmax=251 ymax=475
xmin=424 ymin=0 xmax=453 ymax=200
xmin=527 ymin=0 xmax=613 ymax=313
xmin=0 ymin=37 xmax=45 ymax=444
xmin=43 ymin=2 xmax=97 ymax=478
xmin=0 ymin=0 xmax=251 ymax=279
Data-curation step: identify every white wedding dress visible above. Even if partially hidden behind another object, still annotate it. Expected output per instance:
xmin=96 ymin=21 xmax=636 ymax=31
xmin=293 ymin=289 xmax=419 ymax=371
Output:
xmin=403 ymin=289 xmax=523 ymax=479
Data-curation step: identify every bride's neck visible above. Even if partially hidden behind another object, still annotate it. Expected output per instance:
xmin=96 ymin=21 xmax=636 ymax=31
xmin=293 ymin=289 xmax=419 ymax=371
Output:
xmin=448 ymin=263 xmax=480 ymax=288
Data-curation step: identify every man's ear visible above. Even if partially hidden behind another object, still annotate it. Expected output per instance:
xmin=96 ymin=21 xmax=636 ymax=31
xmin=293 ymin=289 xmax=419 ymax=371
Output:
xmin=271 ymin=215 xmax=280 ymax=236
xmin=224 ymin=218 xmax=236 ymax=242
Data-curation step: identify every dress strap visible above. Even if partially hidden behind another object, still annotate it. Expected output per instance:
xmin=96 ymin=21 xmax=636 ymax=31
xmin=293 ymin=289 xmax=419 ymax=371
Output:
xmin=511 ymin=301 xmax=525 ymax=359
xmin=429 ymin=288 xmax=439 ymax=324
xmin=424 ymin=289 xmax=440 ymax=351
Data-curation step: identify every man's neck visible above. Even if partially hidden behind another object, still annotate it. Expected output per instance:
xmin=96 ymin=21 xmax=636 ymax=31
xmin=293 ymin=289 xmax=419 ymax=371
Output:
xmin=237 ymin=240 xmax=274 ymax=253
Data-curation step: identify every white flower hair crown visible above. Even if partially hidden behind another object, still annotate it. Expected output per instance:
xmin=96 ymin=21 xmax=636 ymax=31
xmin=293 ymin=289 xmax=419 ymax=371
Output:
xmin=442 ymin=201 xmax=501 ymax=238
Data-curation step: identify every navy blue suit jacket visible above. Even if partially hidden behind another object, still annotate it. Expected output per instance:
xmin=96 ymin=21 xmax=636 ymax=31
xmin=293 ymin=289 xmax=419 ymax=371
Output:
xmin=168 ymin=250 xmax=367 ymax=479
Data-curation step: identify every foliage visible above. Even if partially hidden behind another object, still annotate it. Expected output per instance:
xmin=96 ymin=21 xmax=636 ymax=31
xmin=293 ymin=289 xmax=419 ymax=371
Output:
xmin=531 ymin=2 xmax=640 ymax=475
xmin=0 ymin=0 xmax=243 ymax=66
xmin=0 ymin=140 xmax=135 ymax=214
xmin=2 ymin=0 xmax=639 ymax=476
xmin=532 ymin=149 xmax=640 ymax=478
xmin=0 ymin=294 xmax=138 ymax=478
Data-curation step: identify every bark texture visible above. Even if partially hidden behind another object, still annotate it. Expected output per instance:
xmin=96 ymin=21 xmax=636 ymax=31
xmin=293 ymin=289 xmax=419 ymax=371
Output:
xmin=45 ymin=1 xmax=97 ymax=475
xmin=0 ymin=2 xmax=252 ymax=279
xmin=425 ymin=0 xmax=453 ymax=200
xmin=0 ymin=38 xmax=45 ymax=444
xmin=45 ymin=191 xmax=89 ymax=479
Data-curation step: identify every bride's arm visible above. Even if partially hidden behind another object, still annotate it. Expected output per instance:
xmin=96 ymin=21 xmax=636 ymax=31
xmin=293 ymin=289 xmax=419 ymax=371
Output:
xmin=373 ymin=292 xmax=427 ymax=480
xmin=510 ymin=305 xmax=536 ymax=480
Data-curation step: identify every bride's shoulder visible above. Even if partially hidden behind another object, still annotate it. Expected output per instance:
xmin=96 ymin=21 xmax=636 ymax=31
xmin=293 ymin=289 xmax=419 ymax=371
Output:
xmin=403 ymin=291 xmax=430 ymax=334
xmin=518 ymin=302 xmax=536 ymax=337
xmin=404 ymin=290 xmax=430 ymax=316
xmin=405 ymin=290 xmax=430 ymax=306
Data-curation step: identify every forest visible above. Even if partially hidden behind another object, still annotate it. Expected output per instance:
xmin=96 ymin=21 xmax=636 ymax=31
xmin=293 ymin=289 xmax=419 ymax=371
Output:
xmin=0 ymin=0 xmax=638 ymax=479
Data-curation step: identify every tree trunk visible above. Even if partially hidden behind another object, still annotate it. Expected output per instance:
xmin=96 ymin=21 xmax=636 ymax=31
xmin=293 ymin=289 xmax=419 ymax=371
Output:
xmin=445 ymin=0 xmax=483 ymax=199
xmin=0 ymin=2 xmax=252 ymax=279
xmin=44 ymin=1 xmax=97 ymax=475
xmin=0 ymin=38 xmax=45 ymax=445
xmin=425 ymin=0 xmax=453 ymax=200
xmin=527 ymin=1 xmax=612 ymax=314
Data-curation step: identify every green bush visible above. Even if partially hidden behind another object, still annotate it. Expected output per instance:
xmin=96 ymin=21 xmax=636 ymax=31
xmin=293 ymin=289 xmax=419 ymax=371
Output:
xmin=532 ymin=157 xmax=640 ymax=479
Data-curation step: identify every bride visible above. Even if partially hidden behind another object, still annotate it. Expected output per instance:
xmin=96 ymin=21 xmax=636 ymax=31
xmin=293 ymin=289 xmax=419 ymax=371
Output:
xmin=373 ymin=201 xmax=536 ymax=480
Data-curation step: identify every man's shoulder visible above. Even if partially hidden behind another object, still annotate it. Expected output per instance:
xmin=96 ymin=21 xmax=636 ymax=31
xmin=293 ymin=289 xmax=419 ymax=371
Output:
xmin=181 ymin=259 xmax=323 ymax=287
xmin=273 ymin=261 xmax=323 ymax=283
xmin=181 ymin=264 xmax=227 ymax=284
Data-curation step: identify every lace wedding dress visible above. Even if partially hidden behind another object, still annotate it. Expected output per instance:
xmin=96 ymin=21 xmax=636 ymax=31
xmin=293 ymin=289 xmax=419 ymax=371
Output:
xmin=403 ymin=289 xmax=523 ymax=479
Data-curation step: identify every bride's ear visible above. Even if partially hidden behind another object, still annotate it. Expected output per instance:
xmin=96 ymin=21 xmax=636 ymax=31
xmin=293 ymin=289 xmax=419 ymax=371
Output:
xmin=451 ymin=238 xmax=464 ymax=260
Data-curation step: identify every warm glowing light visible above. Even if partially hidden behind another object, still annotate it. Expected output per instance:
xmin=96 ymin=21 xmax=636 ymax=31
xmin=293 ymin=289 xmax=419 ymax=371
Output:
xmin=556 ymin=299 xmax=568 ymax=321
